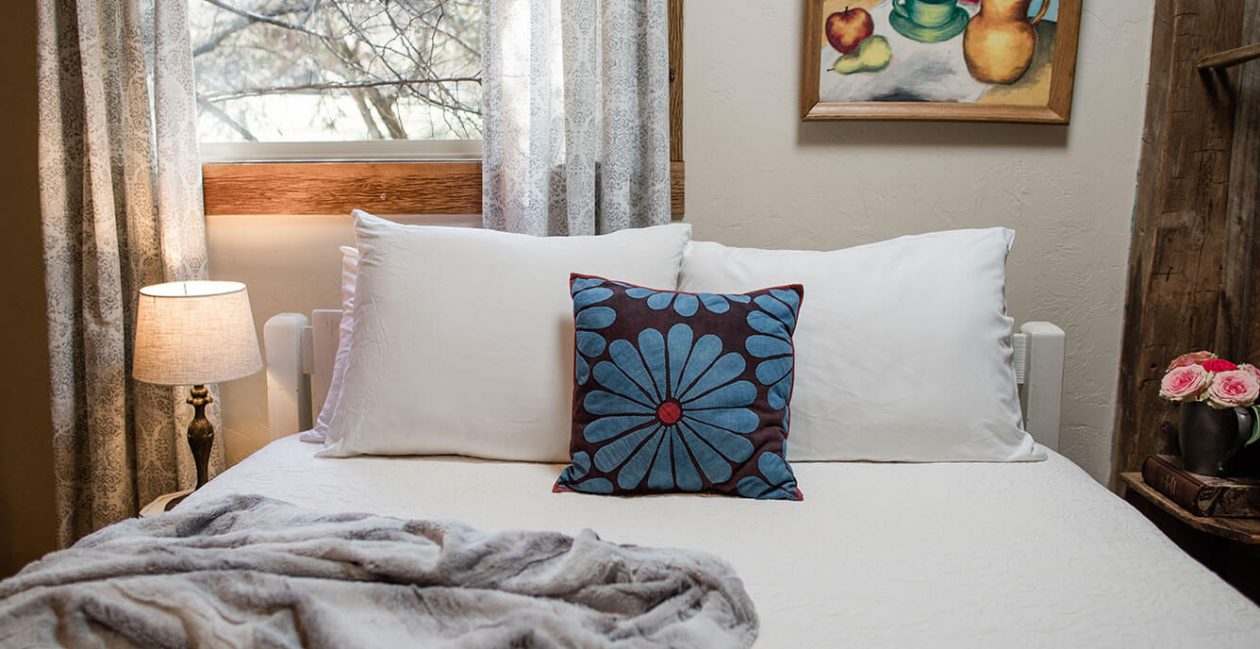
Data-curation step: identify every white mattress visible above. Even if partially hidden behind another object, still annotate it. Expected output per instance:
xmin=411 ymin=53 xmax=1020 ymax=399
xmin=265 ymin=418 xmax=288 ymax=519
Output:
xmin=188 ymin=436 xmax=1260 ymax=647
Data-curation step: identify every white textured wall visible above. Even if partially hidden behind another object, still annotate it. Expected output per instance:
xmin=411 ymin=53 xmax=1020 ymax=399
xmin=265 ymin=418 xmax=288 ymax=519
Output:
xmin=209 ymin=2 xmax=1153 ymax=482
xmin=681 ymin=1 xmax=1152 ymax=481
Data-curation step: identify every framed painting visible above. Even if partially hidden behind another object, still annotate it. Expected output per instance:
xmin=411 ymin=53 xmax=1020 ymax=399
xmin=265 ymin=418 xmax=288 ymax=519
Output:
xmin=801 ymin=0 xmax=1082 ymax=123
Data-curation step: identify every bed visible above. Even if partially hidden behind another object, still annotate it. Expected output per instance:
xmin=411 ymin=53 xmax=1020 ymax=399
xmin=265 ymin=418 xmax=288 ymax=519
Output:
xmin=179 ymin=310 xmax=1260 ymax=647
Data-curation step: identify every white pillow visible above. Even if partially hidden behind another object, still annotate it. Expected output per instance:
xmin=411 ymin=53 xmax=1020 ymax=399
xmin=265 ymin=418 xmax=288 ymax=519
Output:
xmin=678 ymin=228 xmax=1043 ymax=463
xmin=300 ymin=246 xmax=359 ymax=444
xmin=321 ymin=212 xmax=692 ymax=461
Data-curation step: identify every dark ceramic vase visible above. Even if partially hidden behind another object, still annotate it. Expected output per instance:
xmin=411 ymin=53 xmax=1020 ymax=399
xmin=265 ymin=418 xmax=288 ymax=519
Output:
xmin=1178 ymin=402 xmax=1256 ymax=476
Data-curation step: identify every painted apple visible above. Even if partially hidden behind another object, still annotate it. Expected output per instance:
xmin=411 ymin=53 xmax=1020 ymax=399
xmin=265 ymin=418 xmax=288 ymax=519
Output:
xmin=826 ymin=8 xmax=875 ymax=55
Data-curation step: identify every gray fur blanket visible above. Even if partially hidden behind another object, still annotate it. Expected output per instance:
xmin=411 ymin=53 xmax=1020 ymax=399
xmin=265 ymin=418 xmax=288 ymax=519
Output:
xmin=0 ymin=495 xmax=757 ymax=648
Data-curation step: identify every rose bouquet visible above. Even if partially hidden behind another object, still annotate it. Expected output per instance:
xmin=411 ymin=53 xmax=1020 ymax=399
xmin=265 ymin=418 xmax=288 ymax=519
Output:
xmin=1160 ymin=351 xmax=1260 ymax=449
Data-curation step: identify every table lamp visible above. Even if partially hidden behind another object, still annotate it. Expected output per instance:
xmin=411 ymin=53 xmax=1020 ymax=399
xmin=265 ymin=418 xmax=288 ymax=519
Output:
xmin=133 ymin=280 xmax=262 ymax=489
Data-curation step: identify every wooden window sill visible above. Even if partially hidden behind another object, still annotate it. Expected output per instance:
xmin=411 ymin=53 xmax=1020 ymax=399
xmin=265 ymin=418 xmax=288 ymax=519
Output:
xmin=203 ymin=160 xmax=684 ymax=217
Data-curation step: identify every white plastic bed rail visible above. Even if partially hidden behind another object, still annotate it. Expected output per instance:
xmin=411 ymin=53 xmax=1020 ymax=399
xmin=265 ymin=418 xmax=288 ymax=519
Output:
xmin=263 ymin=313 xmax=1066 ymax=452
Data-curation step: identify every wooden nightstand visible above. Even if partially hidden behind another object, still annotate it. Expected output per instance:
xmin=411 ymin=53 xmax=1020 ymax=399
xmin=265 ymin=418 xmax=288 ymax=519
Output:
xmin=1121 ymin=472 xmax=1260 ymax=604
xmin=139 ymin=489 xmax=195 ymax=518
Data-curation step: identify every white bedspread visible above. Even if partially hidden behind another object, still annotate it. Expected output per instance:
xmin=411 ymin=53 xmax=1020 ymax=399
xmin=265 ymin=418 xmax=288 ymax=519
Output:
xmin=187 ymin=436 xmax=1260 ymax=648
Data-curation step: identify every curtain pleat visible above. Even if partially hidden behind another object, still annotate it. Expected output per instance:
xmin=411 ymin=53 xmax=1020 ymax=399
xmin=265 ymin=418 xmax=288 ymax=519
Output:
xmin=37 ymin=0 xmax=221 ymax=546
xmin=482 ymin=0 xmax=670 ymax=236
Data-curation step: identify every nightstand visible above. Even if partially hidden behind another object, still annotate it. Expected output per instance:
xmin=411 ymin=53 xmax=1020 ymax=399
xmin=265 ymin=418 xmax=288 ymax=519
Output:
xmin=1121 ymin=472 xmax=1260 ymax=604
xmin=138 ymin=489 xmax=195 ymax=518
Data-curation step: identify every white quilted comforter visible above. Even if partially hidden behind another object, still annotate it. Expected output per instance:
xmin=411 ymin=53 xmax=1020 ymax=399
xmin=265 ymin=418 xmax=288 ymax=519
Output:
xmin=188 ymin=435 xmax=1260 ymax=648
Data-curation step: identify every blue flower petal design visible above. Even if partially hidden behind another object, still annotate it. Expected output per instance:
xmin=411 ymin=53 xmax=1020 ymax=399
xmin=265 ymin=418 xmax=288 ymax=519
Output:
xmin=625 ymin=287 xmax=754 ymax=318
xmin=645 ymin=292 xmax=672 ymax=311
xmin=571 ymin=276 xmax=606 ymax=292
xmin=679 ymin=418 xmax=753 ymax=462
xmin=607 ymin=338 xmax=661 ymax=402
xmin=683 ymin=381 xmax=756 ymax=411
xmin=674 ymin=294 xmax=699 ymax=317
xmin=671 ymin=431 xmax=703 ymax=491
xmin=684 ymin=407 xmax=759 ymax=435
xmin=679 ymin=352 xmax=746 ymax=402
xmin=573 ymin=287 xmax=613 ymax=310
xmin=745 ymin=289 xmax=801 ymax=410
xmin=572 ymin=278 xmax=617 ymax=385
xmin=576 ymin=332 xmax=607 ymax=358
xmin=676 ymin=334 xmax=722 ymax=394
xmin=585 ymin=389 xmax=653 ymax=416
xmin=736 ymin=451 xmax=799 ymax=500
xmin=557 ymin=451 xmax=614 ymax=494
xmin=576 ymin=323 xmax=760 ymax=492
xmin=584 ymin=415 xmax=656 ymax=443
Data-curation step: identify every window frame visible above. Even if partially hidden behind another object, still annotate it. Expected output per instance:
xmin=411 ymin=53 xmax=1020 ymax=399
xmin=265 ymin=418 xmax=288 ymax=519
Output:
xmin=201 ymin=0 xmax=684 ymax=218
xmin=200 ymin=140 xmax=482 ymax=164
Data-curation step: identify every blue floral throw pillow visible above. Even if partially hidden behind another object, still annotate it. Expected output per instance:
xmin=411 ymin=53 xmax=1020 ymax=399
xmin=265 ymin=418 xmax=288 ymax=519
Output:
xmin=555 ymin=273 xmax=804 ymax=501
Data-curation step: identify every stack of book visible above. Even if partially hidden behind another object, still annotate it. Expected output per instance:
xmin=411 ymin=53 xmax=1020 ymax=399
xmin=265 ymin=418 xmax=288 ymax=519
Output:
xmin=1142 ymin=455 xmax=1260 ymax=518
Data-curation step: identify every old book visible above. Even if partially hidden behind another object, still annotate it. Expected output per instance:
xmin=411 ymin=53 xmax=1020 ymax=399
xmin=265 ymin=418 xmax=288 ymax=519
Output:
xmin=1142 ymin=455 xmax=1260 ymax=518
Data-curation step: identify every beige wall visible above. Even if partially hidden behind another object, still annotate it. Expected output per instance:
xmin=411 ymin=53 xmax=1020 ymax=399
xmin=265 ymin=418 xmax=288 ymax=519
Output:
xmin=681 ymin=2 xmax=1152 ymax=482
xmin=0 ymin=0 xmax=59 ymax=576
xmin=209 ymin=2 xmax=1153 ymax=483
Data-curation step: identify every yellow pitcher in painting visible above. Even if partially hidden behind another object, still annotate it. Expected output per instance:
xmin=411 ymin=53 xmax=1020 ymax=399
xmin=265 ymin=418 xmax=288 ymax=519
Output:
xmin=963 ymin=0 xmax=1050 ymax=84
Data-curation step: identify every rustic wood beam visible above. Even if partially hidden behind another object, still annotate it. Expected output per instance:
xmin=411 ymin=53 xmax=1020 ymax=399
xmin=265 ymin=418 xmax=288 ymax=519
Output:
xmin=669 ymin=0 xmax=685 ymax=216
xmin=669 ymin=0 xmax=684 ymax=163
xmin=1111 ymin=0 xmax=1248 ymax=487
xmin=203 ymin=161 xmax=482 ymax=216
xmin=203 ymin=161 xmax=688 ymax=216
xmin=1198 ymin=42 xmax=1260 ymax=70
xmin=1226 ymin=6 xmax=1260 ymax=359
xmin=671 ymin=161 xmax=685 ymax=215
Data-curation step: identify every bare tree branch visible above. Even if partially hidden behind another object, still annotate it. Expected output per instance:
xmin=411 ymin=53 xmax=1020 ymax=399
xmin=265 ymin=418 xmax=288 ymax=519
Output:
xmin=197 ymin=97 xmax=258 ymax=141
xmin=192 ymin=2 xmax=310 ymax=57
xmin=190 ymin=0 xmax=483 ymax=140
xmin=200 ymin=77 xmax=481 ymax=102
xmin=199 ymin=0 xmax=325 ymax=39
xmin=348 ymin=89 xmax=384 ymax=139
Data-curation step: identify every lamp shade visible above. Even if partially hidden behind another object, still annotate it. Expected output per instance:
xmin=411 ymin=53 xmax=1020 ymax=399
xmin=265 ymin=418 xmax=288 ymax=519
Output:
xmin=133 ymin=281 xmax=263 ymax=386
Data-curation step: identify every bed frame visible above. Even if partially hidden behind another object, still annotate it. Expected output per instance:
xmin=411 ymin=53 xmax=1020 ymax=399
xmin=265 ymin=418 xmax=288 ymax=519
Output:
xmin=262 ymin=312 xmax=1067 ymax=452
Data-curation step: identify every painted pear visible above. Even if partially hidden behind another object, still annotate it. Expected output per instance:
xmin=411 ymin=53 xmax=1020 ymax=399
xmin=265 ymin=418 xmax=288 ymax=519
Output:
xmin=831 ymin=35 xmax=892 ymax=74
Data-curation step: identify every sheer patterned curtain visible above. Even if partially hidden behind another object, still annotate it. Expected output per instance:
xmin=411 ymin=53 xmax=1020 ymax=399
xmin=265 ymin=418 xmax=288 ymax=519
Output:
xmin=482 ymin=0 xmax=671 ymax=236
xmin=37 ymin=0 xmax=221 ymax=545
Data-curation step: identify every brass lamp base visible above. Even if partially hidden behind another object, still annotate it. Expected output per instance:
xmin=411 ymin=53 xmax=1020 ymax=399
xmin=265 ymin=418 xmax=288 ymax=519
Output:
xmin=187 ymin=385 xmax=215 ymax=489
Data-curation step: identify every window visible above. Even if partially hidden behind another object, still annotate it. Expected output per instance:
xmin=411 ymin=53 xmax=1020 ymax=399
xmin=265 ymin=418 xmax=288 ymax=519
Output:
xmin=189 ymin=0 xmax=481 ymax=146
xmin=194 ymin=0 xmax=683 ymax=217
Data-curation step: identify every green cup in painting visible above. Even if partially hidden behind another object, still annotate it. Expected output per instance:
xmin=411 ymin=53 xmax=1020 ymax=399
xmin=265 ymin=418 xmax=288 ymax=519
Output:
xmin=893 ymin=0 xmax=960 ymax=28
xmin=890 ymin=0 xmax=969 ymax=43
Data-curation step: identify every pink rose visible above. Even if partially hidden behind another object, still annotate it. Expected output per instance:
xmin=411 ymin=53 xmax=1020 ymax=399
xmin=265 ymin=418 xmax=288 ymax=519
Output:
xmin=1160 ymin=364 xmax=1210 ymax=401
xmin=1240 ymin=363 xmax=1260 ymax=383
xmin=1206 ymin=370 xmax=1260 ymax=408
xmin=1167 ymin=350 xmax=1215 ymax=371
xmin=1202 ymin=359 xmax=1240 ymax=373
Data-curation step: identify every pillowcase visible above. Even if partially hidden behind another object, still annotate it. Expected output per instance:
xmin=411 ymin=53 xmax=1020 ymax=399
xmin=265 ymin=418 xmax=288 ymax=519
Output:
xmin=555 ymin=274 xmax=804 ymax=500
xmin=678 ymin=228 xmax=1043 ymax=463
xmin=300 ymin=246 xmax=359 ymax=444
xmin=321 ymin=212 xmax=693 ymax=461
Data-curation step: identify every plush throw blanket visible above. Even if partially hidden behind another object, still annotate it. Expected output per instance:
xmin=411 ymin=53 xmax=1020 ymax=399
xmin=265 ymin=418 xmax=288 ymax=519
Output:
xmin=0 ymin=495 xmax=757 ymax=648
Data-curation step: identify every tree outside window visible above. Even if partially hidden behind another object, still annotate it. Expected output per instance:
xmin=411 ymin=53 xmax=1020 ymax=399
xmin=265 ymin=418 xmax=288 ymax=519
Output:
xmin=189 ymin=0 xmax=482 ymax=143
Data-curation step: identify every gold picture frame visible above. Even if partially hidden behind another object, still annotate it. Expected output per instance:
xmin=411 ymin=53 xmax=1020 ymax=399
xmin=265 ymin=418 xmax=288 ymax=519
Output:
xmin=801 ymin=0 xmax=1082 ymax=124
